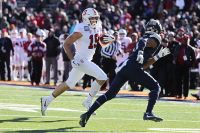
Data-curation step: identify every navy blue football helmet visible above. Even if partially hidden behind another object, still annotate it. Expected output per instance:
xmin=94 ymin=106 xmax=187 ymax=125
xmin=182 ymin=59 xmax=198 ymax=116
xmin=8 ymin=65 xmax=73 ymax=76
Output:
xmin=145 ymin=19 xmax=163 ymax=34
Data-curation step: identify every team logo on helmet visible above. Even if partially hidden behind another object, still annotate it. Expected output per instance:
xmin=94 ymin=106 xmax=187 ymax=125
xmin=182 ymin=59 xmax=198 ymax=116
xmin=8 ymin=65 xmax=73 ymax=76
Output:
xmin=82 ymin=8 xmax=100 ymax=29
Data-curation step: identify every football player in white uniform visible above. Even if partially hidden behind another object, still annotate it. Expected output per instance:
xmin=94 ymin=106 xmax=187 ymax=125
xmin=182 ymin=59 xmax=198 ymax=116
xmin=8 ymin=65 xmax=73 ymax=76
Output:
xmin=116 ymin=29 xmax=132 ymax=66
xmin=15 ymin=28 xmax=28 ymax=80
xmin=41 ymin=8 xmax=115 ymax=116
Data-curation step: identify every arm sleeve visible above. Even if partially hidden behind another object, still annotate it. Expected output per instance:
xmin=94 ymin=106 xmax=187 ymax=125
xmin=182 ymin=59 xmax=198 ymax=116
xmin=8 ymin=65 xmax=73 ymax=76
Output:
xmin=73 ymin=23 xmax=83 ymax=33
xmin=136 ymin=39 xmax=147 ymax=51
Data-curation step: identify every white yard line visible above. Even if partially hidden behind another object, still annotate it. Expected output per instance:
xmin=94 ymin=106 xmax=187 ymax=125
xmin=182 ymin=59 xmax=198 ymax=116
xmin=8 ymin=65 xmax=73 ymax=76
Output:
xmin=149 ymin=128 xmax=200 ymax=133
xmin=0 ymin=128 xmax=35 ymax=131
xmin=0 ymin=102 xmax=199 ymax=114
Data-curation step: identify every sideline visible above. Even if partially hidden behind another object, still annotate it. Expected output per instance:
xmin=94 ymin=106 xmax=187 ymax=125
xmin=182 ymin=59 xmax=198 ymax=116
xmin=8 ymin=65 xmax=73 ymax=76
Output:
xmin=0 ymin=81 xmax=199 ymax=103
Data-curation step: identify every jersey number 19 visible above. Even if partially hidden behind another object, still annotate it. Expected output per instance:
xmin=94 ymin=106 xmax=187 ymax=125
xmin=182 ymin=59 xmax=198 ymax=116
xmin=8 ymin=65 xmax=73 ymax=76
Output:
xmin=88 ymin=34 xmax=99 ymax=49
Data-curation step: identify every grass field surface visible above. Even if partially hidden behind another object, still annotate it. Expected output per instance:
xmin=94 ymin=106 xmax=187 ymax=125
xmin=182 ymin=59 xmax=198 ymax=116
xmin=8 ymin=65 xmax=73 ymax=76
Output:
xmin=0 ymin=85 xmax=200 ymax=133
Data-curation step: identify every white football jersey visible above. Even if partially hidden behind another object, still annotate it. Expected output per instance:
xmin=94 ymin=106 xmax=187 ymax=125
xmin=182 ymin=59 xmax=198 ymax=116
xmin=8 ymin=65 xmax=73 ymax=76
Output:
xmin=119 ymin=36 xmax=132 ymax=53
xmin=73 ymin=22 xmax=102 ymax=61
xmin=15 ymin=37 xmax=28 ymax=48
xmin=116 ymin=37 xmax=132 ymax=66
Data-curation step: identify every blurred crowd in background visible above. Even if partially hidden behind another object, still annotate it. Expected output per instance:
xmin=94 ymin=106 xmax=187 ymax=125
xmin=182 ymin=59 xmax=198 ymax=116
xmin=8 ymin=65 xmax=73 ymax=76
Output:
xmin=0 ymin=0 xmax=200 ymax=99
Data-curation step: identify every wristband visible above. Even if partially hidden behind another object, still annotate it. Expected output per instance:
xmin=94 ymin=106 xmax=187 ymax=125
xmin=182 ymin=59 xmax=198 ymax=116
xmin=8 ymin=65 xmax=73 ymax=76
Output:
xmin=149 ymin=65 xmax=154 ymax=69
xmin=153 ymin=55 xmax=160 ymax=61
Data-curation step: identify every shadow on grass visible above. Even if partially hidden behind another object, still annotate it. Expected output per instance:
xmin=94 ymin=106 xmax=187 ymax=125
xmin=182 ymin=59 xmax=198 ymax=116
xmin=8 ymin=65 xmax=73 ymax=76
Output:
xmin=3 ymin=129 xmax=147 ymax=133
xmin=0 ymin=117 xmax=75 ymax=123
xmin=0 ymin=117 xmax=146 ymax=132
xmin=2 ymin=127 xmax=112 ymax=133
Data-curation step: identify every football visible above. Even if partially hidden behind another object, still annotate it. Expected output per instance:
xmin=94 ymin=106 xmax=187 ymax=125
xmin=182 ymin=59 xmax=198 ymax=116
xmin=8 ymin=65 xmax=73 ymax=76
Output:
xmin=99 ymin=34 xmax=115 ymax=47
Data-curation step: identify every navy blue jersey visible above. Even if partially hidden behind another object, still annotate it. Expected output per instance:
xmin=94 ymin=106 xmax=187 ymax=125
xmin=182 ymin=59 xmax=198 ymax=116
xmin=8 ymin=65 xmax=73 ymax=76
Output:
xmin=128 ymin=33 xmax=160 ymax=65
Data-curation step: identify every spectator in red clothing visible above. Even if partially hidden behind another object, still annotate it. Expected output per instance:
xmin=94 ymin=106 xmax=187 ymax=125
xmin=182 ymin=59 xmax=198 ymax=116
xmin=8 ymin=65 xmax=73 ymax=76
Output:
xmin=28 ymin=29 xmax=46 ymax=86
xmin=174 ymin=34 xmax=196 ymax=99
xmin=176 ymin=27 xmax=185 ymax=44
xmin=24 ymin=33 xmax=33 ymax=79
xmin=35 ymin=12 xmax=45 ymax=28
xmin=120 ymin=8 xmax=132 ymax=26
xmin=126 ymin=32 xmax=138 ymax=55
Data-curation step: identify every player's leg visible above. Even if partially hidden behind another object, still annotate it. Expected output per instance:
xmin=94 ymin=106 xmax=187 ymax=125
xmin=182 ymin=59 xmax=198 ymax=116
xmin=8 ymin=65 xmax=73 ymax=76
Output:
xmin=18 ymin=51 xmax=23 ymax=80
xmin=79 ymin=73 xmax=127 ymax=127
xmin=135 ymin=70 xmax=163 ymax=122
xmin=41 ymin=68 xmax=84 ymax=116
xmin=5 ymin=56 xmax=11 ymax=81
xmin=52 ymin=57 xmax=58 ymax=85
xmin=13 ymin=53 xmax=19 ymax=80
xmin=45 ymin=58 xmax=51 ymax=84
xmin=21 ymin=53 xmax=28 ymax=80
xmin=80 ymin=60 xmax=107 ymax=110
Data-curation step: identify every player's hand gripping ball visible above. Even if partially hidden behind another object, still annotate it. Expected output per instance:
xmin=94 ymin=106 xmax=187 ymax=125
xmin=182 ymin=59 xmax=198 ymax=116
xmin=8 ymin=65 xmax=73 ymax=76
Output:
xmin=99 ymin=34 xmax=115 ymax=48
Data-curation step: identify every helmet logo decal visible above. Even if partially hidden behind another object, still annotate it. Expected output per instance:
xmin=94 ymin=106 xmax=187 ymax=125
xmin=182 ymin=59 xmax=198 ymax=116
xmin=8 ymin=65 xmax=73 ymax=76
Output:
xmin=93 ymin=9 xmax=97 ymax=15
xmin=82 ymin=10 xmax=87 ymax=16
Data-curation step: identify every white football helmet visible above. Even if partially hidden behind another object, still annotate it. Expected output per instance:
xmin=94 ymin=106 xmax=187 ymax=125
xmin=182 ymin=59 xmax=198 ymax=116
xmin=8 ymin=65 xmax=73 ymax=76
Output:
xmin=82 ymin=8 xmax=100 ymax=28
xmin=10 ymin=29 xmax=19 ymax=38
xmin=19 ymin=28 xmax=27 ymax=35
xmin=118 ymin=29 xmax=127 ymax=39
xmin=36 ymin=29 xmax=45 ymax=37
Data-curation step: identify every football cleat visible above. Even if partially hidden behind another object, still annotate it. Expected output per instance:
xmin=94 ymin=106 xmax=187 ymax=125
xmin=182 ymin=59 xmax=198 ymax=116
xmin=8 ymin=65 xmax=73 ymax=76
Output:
xmin=143 ymin=112 xmax=163 ymax=122
xmin=41 ymin=96 xmax=50 ymax=116
xmin=79 ymin=113 xmax=90 ymax=127
xmin=191 ymin=94 xmax=200 ymax=100
xmin=82 ymin=99 xmax=96 ymax=115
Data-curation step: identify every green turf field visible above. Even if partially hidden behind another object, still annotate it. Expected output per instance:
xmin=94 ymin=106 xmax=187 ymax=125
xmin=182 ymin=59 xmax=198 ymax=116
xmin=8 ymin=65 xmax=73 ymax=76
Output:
xmin=0 ymin=85 xmax=200 ymax=133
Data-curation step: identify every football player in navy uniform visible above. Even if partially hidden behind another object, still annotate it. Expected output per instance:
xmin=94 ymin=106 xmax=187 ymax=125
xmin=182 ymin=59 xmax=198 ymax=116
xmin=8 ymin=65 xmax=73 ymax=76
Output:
xmin=79 ymin=19 xmax=171 ymax=127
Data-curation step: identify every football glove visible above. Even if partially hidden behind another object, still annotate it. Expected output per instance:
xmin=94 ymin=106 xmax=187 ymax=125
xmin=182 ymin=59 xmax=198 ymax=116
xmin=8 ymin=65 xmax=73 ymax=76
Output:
xmin=136 ymin=50 xmax=144 ymax=64
xmin=153 ymin=47 xmax=170 ymax=61
xmin=103 ymin=35 xmax=115 ymax=43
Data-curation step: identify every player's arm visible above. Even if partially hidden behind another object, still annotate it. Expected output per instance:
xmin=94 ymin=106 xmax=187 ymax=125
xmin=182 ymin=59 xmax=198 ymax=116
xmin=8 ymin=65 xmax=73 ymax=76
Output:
xmin=99 ymin=34 xmax=115 ymax=47
xmin=146 ymin=38 xmax=158 ymax=48
xmin=143 ymin=58 xmax=156 ymax=70
xmin=143 ymin=47 xmax=170 ymax=70
xmin=142 ymin=37 xmax=162 ymax=69
xmin=63 ymin=32 xmax=82 ymax=60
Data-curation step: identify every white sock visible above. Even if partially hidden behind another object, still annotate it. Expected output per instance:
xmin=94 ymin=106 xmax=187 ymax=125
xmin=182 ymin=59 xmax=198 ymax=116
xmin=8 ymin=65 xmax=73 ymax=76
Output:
xmin=86 ymin=80 xmax=101 ymax=101
xmin=197 ymin=90 xmax=200 ymax=96
xmin=47 ymin=93 xmax=55 ymax=103
xmin=19 ymin=69 xmax=22 ymax=80
xmin=24 ymin=69 xmax=29 ymax=77
xmin=13 ymin=69 xmax=16 ymax=80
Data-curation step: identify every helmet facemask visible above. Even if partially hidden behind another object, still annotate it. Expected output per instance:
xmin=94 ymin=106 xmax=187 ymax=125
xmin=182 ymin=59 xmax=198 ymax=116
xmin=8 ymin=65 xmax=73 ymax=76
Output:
xmin=89 ymin=17 xmax=99 ymax=28
xmin=82 ymin=8 xmax=100 ymax=29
